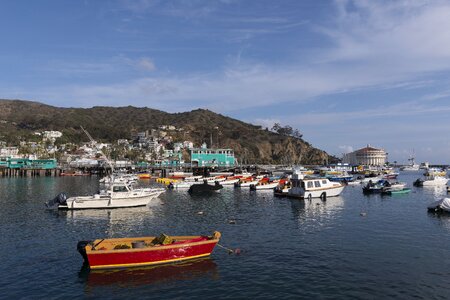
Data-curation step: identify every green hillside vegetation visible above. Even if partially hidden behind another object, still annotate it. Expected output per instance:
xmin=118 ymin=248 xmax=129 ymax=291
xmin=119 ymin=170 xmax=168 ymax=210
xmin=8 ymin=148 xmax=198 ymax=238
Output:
xmin=0 ymin=99 xmax=335 ymax=165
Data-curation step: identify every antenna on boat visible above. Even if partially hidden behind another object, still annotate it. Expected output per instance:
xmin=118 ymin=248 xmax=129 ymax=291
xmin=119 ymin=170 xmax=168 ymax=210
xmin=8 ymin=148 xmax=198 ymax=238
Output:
xmin=80 ymin=126 xmax=114 ymax=173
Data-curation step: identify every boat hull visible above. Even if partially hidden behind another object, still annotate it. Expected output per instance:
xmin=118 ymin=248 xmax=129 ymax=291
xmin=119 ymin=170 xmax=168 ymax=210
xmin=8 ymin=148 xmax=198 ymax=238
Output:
xmin=286 ymin=185 xmax=345 ymax=199
xmin=250 ymin=182 xmax=279 ymax=190
xmin=236 ymin=180 xmax=259 ymax=187
xmin=304 ymin=185 xmax=345 ymax=198
xmin=62 ymin=191 xmax=163 ymax=209
xmin=80 ymin=236 xmax=219 ymax=269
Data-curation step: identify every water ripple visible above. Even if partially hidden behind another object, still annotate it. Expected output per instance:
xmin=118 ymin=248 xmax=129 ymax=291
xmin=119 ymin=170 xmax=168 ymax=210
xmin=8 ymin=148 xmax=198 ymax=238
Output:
xmin=0 ymin=173 xmax=449 ymax=299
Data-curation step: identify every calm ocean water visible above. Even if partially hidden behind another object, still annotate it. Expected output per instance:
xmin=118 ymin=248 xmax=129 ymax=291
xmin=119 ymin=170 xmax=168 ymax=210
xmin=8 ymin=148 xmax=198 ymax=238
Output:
xmin=0 ymin=173 xmax=449 ymax=299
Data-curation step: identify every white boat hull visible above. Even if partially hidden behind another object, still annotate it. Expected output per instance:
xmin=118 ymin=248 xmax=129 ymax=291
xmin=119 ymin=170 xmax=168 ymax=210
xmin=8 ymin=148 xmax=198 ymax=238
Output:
xmin=170 ymin=182 xmax=195 ymax=189
xmin=252 ymin=182 xmax=280 ymax=190
xmin=237 ymin=180 xmax=260 ymax=187
xmin=287 ymin=185 xmax=345 ymax=199
xmin=422 ymin=177 xmax=448 ymax=186
xmin=304 ymin=185 xmax=345 ymax=199
xmin=62 ymin=190 xmax=163 ymax=209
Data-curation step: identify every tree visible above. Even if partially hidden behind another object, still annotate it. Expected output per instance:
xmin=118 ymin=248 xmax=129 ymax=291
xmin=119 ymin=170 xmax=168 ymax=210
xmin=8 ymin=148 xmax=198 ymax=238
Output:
xmin=292 ymin=129 xmax=303 ymax=139
xmin=271 ymin=123 xmax=281 ymax=132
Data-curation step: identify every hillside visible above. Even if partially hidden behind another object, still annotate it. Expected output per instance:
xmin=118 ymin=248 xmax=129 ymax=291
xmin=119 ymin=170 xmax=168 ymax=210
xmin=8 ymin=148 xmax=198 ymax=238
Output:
xmin=0 ymin=99 xmax=334 ymax=165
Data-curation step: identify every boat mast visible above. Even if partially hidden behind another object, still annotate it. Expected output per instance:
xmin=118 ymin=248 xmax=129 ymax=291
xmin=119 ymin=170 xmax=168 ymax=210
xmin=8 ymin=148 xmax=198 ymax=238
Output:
xmin=80 ymin=126 xmax=115 ymax=173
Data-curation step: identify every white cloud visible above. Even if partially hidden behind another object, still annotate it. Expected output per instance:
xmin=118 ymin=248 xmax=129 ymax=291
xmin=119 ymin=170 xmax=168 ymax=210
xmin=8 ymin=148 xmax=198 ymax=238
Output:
xmin=252 ymin=118 xmax=280 ymax=130
xmin=42 ymin=1 xmax=450 ymax=111
xmin=338 ymin=145 xmax=353 ymax=154
xmin=136 ymin=58 xmax=156 ymax=71
xmin=324 ymin=0 xmax=450 ymax=73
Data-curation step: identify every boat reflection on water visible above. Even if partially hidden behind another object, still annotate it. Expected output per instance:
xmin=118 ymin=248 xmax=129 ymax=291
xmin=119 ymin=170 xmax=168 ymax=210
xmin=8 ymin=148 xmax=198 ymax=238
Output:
xmin=79 ymin=258 xmax=218 ymax=288
xmin=62 ymin=205 xmax=156 ymax=221
xmin=422 ymin=185 xmax=448 ymax=198
xmin=55 ymin=206 xmax=159 ymax=235
xmin=289 ymin=196 xmax=345 ymax=230
xmin=427 ymin=210 xmax=450 ymax=232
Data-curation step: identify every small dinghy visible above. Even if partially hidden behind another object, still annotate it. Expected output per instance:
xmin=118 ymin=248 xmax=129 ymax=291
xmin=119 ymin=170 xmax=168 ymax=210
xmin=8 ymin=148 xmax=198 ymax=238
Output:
xmin=427 ymin=198 xmax=450 ymax=213
xmin=77 ymin=231 xmax=221 ymax=269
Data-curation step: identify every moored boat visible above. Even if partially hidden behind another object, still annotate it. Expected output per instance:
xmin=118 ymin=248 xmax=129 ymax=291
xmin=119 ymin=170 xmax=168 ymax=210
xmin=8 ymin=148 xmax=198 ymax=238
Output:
xmin=413 ymin=176 xmax=448 ymax=187
xmin=427 ymin=198 xmax=450 ymax=213
xmin=47 ymin=183 xmax=165 ymax=209
xmin=234 ymin=178 xmax=259 ymax=188
xmin=188 ymin=181 xmax=223 ymax=193
xmin=137 ymin=173 xmax=151 ymax=179
xmin=168 ymin=181 xmax=195 ymax=189
xmin=77 ymin=231 xmax=221 ymax=269
xmin=249 ymin=181 xmax=280 ymax=191
xmin=284 ymin=170 xmax=345 ymax=200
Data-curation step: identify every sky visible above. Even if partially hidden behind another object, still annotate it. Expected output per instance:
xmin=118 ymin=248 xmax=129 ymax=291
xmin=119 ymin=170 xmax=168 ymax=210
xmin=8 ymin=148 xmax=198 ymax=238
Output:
xmin=1 ymin=0 xmax=450 ymax=164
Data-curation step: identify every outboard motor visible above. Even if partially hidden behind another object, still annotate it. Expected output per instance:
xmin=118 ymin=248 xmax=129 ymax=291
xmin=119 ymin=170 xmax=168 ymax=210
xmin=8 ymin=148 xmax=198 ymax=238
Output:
xmin=77 ymin=240 xmax=92 ymax=263
xmin=45 ymin=192 xmax=68 ymax=209
xmin=413 ymin=179 xmax=423 ymax=187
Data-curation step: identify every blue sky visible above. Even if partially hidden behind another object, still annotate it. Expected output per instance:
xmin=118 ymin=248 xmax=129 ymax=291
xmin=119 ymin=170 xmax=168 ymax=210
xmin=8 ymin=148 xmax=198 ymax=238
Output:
xmin=1 ymin=0 xmax=450 ymax=164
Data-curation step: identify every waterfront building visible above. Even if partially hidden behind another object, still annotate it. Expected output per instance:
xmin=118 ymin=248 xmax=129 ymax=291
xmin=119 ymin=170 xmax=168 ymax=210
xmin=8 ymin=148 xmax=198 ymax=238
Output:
xmin=342 ymin=144 xmax=387 ymax=166
xmin=190 ymin=146 xmax=235 ymax=167
xmin=0 ymin=157 xmax=57 ymax=169
xmin=69 ymin=158 xmax=99 ymax=168
xmin=43 ymin=131 xmax=62 ymax=139
xmin=0 ymin=147 xmax=19 ymax=157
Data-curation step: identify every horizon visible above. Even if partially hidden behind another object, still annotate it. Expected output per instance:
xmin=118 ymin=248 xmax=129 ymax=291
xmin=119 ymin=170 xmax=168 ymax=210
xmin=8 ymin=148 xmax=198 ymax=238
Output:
xmin=1 ymin=1 xmax=450 ymax=164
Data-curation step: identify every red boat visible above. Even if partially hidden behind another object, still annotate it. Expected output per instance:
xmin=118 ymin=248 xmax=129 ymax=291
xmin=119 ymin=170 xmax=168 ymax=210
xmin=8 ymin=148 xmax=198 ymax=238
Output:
xmin=77 ymin=231 xmax=221 ymax=269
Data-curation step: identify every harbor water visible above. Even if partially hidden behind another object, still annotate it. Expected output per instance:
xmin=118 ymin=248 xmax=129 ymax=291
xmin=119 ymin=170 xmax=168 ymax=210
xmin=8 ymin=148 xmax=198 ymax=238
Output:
xmin=0 ymin=173 xmax=449 ymax=299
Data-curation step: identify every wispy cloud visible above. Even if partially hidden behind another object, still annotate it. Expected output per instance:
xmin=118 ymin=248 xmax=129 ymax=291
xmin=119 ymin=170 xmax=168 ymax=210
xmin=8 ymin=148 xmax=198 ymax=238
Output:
xmin=40 ymin=0 xmax=450 ymax=112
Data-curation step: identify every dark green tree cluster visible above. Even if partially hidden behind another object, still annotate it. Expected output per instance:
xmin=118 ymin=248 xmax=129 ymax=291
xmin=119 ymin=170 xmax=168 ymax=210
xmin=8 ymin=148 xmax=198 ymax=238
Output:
xmin=271 ymin=123 xmax=303 ymax=139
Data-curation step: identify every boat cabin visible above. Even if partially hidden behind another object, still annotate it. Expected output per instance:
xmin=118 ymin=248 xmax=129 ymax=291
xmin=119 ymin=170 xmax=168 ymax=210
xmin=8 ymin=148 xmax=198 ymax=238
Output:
xmin=111 ymin=184 xmax=131 ymax=193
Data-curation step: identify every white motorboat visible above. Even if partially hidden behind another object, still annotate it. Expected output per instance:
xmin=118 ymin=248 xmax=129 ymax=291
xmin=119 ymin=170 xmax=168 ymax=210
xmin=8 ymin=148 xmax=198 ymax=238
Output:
xmin=249 ymin=181 xmax=280 ymax=190
xmin=400 ymin=165 xmax=420 ymax=171
xmin=47 ymin=183 xmax=165 ymax=209
xmin=413 ymin=176 xmax=448 ymax=187
xmin=286 ymin=171 xmax=345 ymax=199
xmin=205 ymin=176 xmax=226 ymax=183
xmin=184 ymin=175 xmax=205 ymax=182
xmin=235 ymin=179 xmax=260 ymax=188
xmin=428 ymin=198 xmax=450 ymax=213
xmin=168 ymin=181 xmax=195 ymax=189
